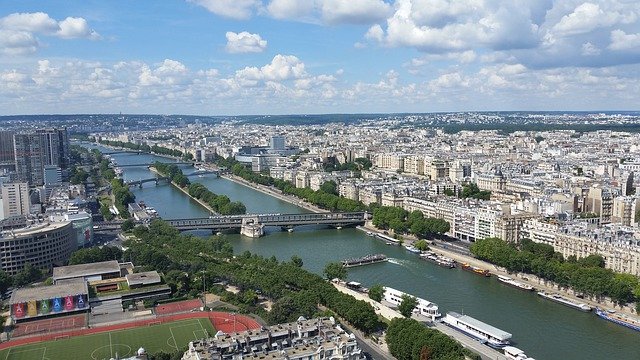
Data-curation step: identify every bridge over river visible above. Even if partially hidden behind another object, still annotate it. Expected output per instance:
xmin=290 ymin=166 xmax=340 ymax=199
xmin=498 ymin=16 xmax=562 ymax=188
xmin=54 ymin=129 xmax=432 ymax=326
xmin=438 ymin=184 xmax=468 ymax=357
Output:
xmin=167 ymin=212 xmax=367 ymax=237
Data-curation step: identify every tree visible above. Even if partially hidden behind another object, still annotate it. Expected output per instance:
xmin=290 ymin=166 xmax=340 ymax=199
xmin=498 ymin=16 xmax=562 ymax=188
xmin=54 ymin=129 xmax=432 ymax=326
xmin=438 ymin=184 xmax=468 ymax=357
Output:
xmin=320 ymin=180 xmax=338 ymax=196
xmin=0 ymin=270 xmax=11 ymax=295
xmin=398 ymin=294 xmax=418 ymax=317
xmin=13 ymin=264 xmax=43 ymax=287
xmin=323 ymin=262 xmax=347 ymax=280
xmin=121 ymin=219 xmax=135 ymax=232
xmin=368 ymin=284 xmax=384 ymax=302
xmin=290 ymin=255 xmax=303 ymax=268
xmin=414 ymin=240 xmax=429 ymax=251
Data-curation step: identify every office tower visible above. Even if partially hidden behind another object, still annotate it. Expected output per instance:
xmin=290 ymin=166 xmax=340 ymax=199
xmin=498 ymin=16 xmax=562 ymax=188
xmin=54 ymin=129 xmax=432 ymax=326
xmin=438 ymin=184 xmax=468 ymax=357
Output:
xmin=37 ymin=128 xmax=70 ymax=170
xmin=13 ymin=134 xmax=44 ymax=186
xmin=0 ymin=131 xmax=15 ymax=166
xmin=1 ymin=182 xmax=30 ymax=218
xmin=270 ymin=135 xmax=285 ymax=151
xmin=44 ymin=165 xmax=62 ymax=185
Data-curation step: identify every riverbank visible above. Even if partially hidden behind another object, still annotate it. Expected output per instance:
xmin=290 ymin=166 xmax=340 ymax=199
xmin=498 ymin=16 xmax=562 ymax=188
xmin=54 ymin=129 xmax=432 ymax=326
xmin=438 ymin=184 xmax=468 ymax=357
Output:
xmin=149 ymin=167 xmax=218 ymax=215
xmin=220 ymin=174 xmax=328 ymax=213
xmin=358 ymin=224 xmax=638 ymax=317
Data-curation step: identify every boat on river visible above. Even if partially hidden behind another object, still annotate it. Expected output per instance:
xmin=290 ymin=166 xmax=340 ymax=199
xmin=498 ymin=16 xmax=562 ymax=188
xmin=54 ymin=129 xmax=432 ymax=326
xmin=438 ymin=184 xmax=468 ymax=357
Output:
xmin=384 ymin=286 xmax=441 ymax=321
xmin=342 ymin=254 xmax=387 ymax=268
xmin=595 ymin=307 xmax=640 ymax=332
xmin=503 ymin=346 xmax=536 ymax=360
xmin=420 ymin=252 xmax=455 ymax=268
xmin=404 ymin=244 xmax=421 ymax=253
xmin=537 ymin=291 xmax=592 ymax=312
xmin=442 ymin=311 xmax=512 ymax=348
xmin=497 ymin=275 xmax=535 ymax=291
xmin=462 ymin=263 xmax=491 ymax=277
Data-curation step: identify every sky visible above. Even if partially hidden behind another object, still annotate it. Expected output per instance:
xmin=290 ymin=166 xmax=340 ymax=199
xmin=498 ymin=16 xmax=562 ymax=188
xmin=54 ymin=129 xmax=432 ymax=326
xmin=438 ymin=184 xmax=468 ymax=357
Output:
xmin=0 ymin=0 xmax=639 ymax=115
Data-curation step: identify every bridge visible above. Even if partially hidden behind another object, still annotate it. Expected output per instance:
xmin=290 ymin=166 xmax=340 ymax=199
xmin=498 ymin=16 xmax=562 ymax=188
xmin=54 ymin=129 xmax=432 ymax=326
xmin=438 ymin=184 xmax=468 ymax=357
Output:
xmin=166 ymin=212 xmax=366 ymax=236
xmin=116 ymin=162 xmax=193 ymax=168
xmin=101 ymin=150 xmax=146 ymax=155
xmin=125 ymin=170 xmax=219 ymax=187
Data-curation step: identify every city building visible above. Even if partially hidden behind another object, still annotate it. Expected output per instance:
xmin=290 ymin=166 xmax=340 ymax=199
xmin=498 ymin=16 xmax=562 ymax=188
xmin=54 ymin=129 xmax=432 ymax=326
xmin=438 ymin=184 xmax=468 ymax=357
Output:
xmin=270 ymin=135 xmax=286 ymax=151
xmin=1 ymin=182 xmax=30 ymax=218
xmin=0 ymin=221 xmax=75 ymax=275
xmin=0 ymin=130 xmax=15 ymax=170
xmin=182 ymin=317 xmax=364 ymax=360
xmin=13 ymin=133 xmax=45 ymax=186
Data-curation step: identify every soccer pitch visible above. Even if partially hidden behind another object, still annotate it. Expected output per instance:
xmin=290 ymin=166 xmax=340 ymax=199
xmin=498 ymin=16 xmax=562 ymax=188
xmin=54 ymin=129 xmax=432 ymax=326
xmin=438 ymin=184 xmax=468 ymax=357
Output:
xmin=0 ymin=318 xmax=216 ymax=360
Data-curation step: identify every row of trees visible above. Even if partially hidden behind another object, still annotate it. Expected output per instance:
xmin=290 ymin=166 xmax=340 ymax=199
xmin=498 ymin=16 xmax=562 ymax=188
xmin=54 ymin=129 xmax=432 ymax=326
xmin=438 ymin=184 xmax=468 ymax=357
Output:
xmin=69 ymin=247 xmax=123 ymax=265
xmin=0 ymin=264 xmax=47 ymax=295
xmin=111 ymin=178 xmax=136 ymax=218
xmin=470 ymin=238 xmax=640 ymax=306
xmin=372 ymin=206 xmax=450 ymax=238
xmin=124 ymin=220 xmax=382 ymax=334
xmin=153 ymin=162 xmax=191 ymax=188
xmin=323 ymin=158 xmax=372 ymax=173
xmin=188 ymin=183 xmax=247 ymax=215
xmin=386 ymin=318 xmax=467 ymax=360
xmin=227 ymin=162 xmax=368 ymax=212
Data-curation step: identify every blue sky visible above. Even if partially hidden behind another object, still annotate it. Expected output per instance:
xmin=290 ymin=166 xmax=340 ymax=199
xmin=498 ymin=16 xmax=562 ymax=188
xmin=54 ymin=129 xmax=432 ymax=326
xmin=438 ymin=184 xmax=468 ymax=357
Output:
xmin=1 ymin=0 xmax=639 ymax=115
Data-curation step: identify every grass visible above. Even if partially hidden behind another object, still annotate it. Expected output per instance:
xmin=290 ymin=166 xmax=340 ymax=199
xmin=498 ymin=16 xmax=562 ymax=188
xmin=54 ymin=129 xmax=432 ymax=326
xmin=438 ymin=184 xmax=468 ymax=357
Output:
xmin=0 ymin=318 xmax=215 ymax=360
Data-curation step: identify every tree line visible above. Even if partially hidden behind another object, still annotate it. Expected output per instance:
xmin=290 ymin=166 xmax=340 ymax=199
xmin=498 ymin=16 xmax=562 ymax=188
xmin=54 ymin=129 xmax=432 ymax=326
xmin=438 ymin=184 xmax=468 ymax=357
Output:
xmin=470 ymin=237 xmax=640 ymax=308
xmin=153 ymin=162 xmax=191 ymax=188
xmin=372 ymin=206 xmax=450 ymax=239
xmin=118 ymin=220 xmax=382 ymax=334
xmin=98 ymin=139 xmax=193 ymax=160
xmin=187 ymin=183 xmax=247 ymax=215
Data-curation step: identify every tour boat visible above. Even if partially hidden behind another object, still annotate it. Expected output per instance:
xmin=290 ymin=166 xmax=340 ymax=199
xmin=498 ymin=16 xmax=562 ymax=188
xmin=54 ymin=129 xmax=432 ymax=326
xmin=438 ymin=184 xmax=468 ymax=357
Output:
xmin=537 ymin=291 xmax=592 ymax=312
xmin=442 ymin=311 xmax=512 ymax=348
xmin=384 ymin=286 xmax=441 ymax=321
xmin=497 ymin=275 xmax=535 ymax=291
xmin=595 ymin=308 xmax=640 ymax=332
xmin=503 ymin=346 xmax=536 ymax=360
xmin=420 ymin=252 xmax=455 ymax=268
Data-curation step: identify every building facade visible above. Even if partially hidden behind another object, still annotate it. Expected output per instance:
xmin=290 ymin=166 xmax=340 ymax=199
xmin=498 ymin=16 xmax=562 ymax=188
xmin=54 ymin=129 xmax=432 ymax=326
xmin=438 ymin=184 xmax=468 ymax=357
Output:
xmin=1 ymin=182 xmax=30 ymax=218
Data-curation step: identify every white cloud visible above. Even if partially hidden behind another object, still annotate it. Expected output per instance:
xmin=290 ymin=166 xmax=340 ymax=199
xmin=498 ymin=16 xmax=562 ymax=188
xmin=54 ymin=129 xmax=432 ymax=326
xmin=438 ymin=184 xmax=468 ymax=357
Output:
xmin=320 ymin=0 xmax=391 ymax=24
xmin=57 ymin=17 xmax=101 ymax=39
xmin=225 ymin=31 xmax=267 ymax=53
xmin=187 ymin=0 xmax=261 ymax=20
xmin=581 ymin=42 xmax=601 ymax=56
xmin=609 ymin=29 xmax=640 ymax=51
xmin=0 ymin=12 xmax=100 ymax=55
xmin=552 ymin=2 xmax=636 ymax=37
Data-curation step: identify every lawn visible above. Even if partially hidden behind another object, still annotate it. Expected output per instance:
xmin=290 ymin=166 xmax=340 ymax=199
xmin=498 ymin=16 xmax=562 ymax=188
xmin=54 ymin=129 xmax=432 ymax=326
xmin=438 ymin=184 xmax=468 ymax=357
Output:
xmin=0 ymin=318 xmax=215 ymax=360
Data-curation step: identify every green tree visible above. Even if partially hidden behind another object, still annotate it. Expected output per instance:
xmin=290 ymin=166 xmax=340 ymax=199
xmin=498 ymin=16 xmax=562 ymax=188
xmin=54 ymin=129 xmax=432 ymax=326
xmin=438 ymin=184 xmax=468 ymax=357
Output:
xmin=368 ymin=284 xmax=384 ymax=302
xmin=13 ymin=264 xmax=43 ymax=287
xmin=290 ymin=255 xmax=304 ymax=268
xmin=323 ymin=262 xmax=347 ymax=280
xmin=319 ymin=180 xmax=338 ymax=196
xmin=398 ymin=294 xmax=418 ymax=317
xmin=414 ymin=240 xmax=429 ymax=251
xmin=0 ymin=270 xmax=11 ymax=295
xmin=121 ymin=219 xmax=135 ymax=232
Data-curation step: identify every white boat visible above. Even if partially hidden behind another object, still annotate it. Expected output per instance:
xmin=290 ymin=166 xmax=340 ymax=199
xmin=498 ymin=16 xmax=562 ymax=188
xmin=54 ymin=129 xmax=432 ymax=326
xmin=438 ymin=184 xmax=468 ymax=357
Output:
xmin=503 ymin=346 xmax=535 ymax=360
xmin=442 ymin=312 xmax=512 ymax=348
xmin=383 ymin=286 xmax=441 ymax=321
xmin=537 ymin=291 xmax=592 ymax=312
xmin=366 ymin=231 xmax=374 ymax=237
xmin=497 ymin=275 xmax=535 ymax=291
xmin=404 ymin=245 xmax=421 ymax=254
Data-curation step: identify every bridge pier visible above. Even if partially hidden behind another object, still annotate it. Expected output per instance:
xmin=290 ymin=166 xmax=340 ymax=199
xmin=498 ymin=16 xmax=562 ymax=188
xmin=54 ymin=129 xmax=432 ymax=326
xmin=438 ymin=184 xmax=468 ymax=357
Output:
xmin=240 ymin=217 xmax=264 ymax=238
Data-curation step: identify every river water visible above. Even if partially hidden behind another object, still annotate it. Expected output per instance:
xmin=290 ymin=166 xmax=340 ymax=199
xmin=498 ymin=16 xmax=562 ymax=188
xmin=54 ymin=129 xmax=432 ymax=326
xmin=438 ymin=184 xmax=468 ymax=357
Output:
xmin=87 ymin=145 xmax=639 ymax=360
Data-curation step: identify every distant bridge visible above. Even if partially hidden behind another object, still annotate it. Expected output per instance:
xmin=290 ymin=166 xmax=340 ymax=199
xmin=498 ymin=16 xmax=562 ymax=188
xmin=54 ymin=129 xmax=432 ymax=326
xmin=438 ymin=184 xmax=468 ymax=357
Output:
xmin=116 ymin=162 xmax=193 ymax=168
xmin=125 ymin=170 xmax=219 ymax=187
xmin=166 ymin=212 xmax=367 ymax=233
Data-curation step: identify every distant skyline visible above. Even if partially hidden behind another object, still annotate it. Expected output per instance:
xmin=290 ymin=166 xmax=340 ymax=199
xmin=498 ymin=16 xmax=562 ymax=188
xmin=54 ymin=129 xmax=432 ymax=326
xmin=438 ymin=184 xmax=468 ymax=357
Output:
xmin=1 ymin=1 xmax=639 ymax=115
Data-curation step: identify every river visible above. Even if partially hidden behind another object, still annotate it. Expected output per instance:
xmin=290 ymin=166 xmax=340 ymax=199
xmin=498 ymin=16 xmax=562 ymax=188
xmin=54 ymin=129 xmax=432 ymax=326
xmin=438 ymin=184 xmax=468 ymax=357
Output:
xmin=86 ymin=144 xmax=640 ymax=360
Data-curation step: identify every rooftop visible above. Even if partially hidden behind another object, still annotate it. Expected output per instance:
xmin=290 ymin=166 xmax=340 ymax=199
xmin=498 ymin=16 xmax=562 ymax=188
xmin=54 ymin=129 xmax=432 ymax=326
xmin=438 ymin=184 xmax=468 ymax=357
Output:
xmin=53 ymin=260 xmax=121 ymax=282
xmin=126 ymin=271 xmax=161 ymax=286
xmin=10 ymin=280 xmax=88 ymax=304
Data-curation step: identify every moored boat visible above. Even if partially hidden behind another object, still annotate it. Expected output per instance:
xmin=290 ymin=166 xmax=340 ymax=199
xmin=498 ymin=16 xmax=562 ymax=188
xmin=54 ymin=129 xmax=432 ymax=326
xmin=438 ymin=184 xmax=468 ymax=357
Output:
xmin=503 ymin=346 xmax=536 ymax=360
xmin=497 ymin=275 xmax=535 ymax=291
xmin=384 ymin=286 xmax=441 ymax=321
xmin=595 ymin=307 xmax=640 ymax=332
xmin=442 ymin=311 xmax=512 ymax=348
xmin=404 ymin=245 xmax=421 ymax=254
xmin=420 ymin=252 xmax=455 ymax=268
xmin=462 ymin=263 xmax=491 ymax=277
xmin=537 ymin=291 xmax=592 ymax=312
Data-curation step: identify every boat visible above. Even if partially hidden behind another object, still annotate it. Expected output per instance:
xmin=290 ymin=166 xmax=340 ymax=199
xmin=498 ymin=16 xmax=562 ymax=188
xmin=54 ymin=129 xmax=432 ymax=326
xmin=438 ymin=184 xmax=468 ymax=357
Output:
xmin=384 ymin=286 xmax=441 ymax=321
xmin=404 ymin=245 xmax=421 ymax=254
xmin=462 ymin=263 xmax=491 ymax=277
xmin=420 ymin=252 xmax=455 ymax=268
xmin=366 ymin=231 xmax=374 ymax=237
xmin=287 ymin=228 xmax=294 ymax=233
xmin=442 ymin=311 xmax=512 ymax=348
xmin=537 ymin=291 xmax=592 ymax=312
xmin=497 ymin=275 xmax=535 ymax=291
xmin=503 ymin=346 xmax=536 ymax=360
xmin=342 ymin=254 xmax=387 ymax=268
xmin=595 ymin=307 xmax=640 ymax=332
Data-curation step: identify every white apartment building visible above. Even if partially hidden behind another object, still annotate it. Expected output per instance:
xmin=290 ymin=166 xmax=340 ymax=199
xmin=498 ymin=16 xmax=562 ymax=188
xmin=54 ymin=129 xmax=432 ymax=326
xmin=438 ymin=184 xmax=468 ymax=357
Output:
xmin=1 ymin=182 xmax=30 ymax=219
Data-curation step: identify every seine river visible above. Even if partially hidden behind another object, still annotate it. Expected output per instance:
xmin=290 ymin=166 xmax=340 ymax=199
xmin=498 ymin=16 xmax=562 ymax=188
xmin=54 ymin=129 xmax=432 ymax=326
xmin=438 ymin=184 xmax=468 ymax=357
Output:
xmin=87 ymin=145 xmax=639 ymax=360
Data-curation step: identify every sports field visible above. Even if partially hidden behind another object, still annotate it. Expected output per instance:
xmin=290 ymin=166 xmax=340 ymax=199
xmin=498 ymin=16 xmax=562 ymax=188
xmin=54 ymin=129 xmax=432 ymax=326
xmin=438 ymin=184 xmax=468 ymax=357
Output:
xmin=0 ymin=318 xmax=215 ymax=360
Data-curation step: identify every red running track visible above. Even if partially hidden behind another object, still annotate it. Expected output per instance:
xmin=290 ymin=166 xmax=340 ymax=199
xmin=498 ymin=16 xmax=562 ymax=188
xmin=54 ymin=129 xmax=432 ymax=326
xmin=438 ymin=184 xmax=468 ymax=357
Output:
xmin=155 ymin=299 xmax=203 ymax=315
xmin=0 ymin=311 xmax=261 ymax=351
xmin=11 ymin=314 xmax=86 ymax=338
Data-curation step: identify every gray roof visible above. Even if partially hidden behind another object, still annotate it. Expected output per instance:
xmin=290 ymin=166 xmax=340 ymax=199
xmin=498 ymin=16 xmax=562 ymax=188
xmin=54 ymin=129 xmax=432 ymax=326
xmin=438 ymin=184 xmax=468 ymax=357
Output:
xmin=10 ymin=280 xmax=88 ymax=304
xmin=53 ymin=260 xmax=121 ymax=282
xmin=447 ymin=312 xmax=512 ymax=340
xmin=126 ymin=271 xmax=161 ymax=286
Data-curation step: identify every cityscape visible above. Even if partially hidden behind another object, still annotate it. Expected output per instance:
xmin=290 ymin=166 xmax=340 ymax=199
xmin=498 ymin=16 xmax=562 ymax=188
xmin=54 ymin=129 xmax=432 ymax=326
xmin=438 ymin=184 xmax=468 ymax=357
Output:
xmin=2 ymin=1 xmax=640 ymax=360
